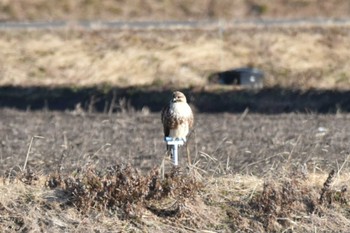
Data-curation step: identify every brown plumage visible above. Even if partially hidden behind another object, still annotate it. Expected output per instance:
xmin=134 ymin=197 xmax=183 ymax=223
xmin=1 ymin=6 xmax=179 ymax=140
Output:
xmin=161 ymin=91 xmax=194 ymax=141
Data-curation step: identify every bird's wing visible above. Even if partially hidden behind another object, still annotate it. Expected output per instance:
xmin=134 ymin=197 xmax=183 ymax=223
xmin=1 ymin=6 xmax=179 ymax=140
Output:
xmin=161 ymin=105 xmax=171 ymax=137
xmin=188 ymin=105 xmax=194 ymax=129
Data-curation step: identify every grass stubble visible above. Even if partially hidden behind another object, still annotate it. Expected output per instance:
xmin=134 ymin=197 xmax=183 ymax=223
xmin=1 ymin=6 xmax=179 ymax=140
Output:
xmin=1 ymin=148 xmax=350 ymax=232
xmin=1 ymin=25 xmax=350 ymax=90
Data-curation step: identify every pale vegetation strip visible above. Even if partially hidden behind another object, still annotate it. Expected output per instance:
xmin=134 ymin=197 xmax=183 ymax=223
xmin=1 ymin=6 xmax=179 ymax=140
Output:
xmin=0 ymin=27 xmax=350 ymax=89
xmin=1 ymin=170 xmax=350 ymax=232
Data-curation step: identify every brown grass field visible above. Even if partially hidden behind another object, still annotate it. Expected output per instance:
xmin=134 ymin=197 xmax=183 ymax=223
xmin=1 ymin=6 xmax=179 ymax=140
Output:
xmin=2 ymin=1 xmax=350 ymax=232
xmin=2 ymin=109 xmax=350 ymax=232
xmin=1 ymin=26 xmax=350 ymax=90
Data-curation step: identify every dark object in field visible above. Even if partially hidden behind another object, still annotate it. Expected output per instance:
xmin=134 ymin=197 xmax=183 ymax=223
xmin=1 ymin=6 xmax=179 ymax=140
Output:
xmin=209 ymin=67 xmax=264 ymax=88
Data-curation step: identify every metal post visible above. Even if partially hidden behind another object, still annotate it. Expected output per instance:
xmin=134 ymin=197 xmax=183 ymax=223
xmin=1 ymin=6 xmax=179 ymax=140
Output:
xmin=165 ymin=137 xmax=184 ymax=166
xmin=172 ymin=143 xmax=178 ymax=166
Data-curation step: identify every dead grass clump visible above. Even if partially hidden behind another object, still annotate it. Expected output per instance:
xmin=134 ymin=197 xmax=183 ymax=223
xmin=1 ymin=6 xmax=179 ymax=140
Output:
xmin=46 ymin=164 xmax=203 ymax=220
xmin=249 ymin=180 xmax=304 ymax=232
xmin=4 ymin=167 xmax=39 ymax=185
xmin=2 ymin=165 xmax=350 ymax=232
xmin=226 ymin=170 xmax=350 ymax=232
xmin=318 ymin=169 xmax=348 ymax=206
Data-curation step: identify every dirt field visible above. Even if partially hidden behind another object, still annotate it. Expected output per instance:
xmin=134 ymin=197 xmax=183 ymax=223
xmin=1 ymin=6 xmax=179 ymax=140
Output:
xmin=2 ymin=109 xmax=350 ymax=232
xmin=1 ymin=109 xmax=350 ymax=176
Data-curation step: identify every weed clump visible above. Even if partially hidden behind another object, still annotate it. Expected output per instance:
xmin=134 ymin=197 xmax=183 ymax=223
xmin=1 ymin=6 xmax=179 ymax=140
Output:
xmin=2 ymin=166 xmax=350 ymax=232
xmin=4 ymin=167 xmax=39 ymax=185
xmin=226 ymin=169 xmax=350 ymax=232
xmin=46 ymin=164 xmax=202 ymax=219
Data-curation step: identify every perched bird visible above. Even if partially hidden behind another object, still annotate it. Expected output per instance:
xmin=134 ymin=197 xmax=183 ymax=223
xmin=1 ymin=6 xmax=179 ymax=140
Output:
xmin=161 ymin=91 xmax=194 ymax=145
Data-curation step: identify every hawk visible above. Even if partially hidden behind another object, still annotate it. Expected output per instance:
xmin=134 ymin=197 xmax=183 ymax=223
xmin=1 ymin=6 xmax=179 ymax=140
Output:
xmin=161 ymin=91 xmax=194 ymax=145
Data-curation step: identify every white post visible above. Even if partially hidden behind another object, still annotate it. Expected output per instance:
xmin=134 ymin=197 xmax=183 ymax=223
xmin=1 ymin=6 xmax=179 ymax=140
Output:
xmin=165 ymin=137 xmax=184 ymax=166
xmin=172 ymin=143 xmax=178 ymax=166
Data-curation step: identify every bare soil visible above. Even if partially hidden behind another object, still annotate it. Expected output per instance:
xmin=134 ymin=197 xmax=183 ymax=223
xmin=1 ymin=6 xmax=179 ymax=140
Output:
xmin=2 ymin=109 xmax=350 ymax=232
xmin=1 ymin=109 xmax=349 ymax=176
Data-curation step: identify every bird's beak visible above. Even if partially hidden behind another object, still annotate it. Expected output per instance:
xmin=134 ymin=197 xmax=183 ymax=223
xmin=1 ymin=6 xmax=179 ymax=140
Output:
xmin=172 ymin=98 xmax=177 ymax=102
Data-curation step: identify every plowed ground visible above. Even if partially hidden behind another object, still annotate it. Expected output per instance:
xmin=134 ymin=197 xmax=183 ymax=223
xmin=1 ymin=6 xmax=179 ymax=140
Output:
xmin=1 ymin=109 xmax=349 ymax=176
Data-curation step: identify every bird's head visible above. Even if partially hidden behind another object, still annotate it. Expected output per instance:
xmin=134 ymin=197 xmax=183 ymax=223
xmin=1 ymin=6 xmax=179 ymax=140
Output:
xmin=171 ymin=91 xmax=187 ymax=103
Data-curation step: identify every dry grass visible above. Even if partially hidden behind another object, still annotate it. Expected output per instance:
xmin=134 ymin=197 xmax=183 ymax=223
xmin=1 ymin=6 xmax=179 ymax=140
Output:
xmin=1 ymin=26 xmax=350 ymax=90
xmin=2 ymin=165 xmax=350 ymax=232
xmin=2 ymin=110 xmax=350 ymax=232
xmin=1 ymin=2 xmax=350 ymax=232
